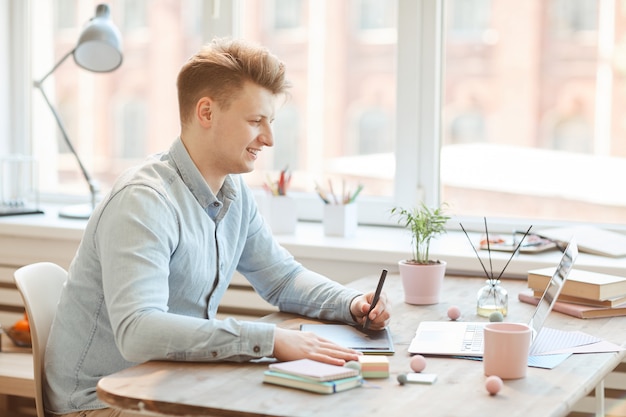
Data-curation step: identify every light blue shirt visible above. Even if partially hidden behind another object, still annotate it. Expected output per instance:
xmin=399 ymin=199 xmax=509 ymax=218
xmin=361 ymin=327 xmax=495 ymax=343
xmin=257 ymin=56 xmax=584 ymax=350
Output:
xmin=45 ymin=137 xmax=361 ymax=414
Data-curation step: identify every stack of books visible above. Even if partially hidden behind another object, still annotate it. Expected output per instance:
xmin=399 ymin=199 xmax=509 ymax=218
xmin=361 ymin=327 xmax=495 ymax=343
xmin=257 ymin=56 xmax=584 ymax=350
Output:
xmin=263 ymin=359 xmax=363 ymax=394
xmin=520 ymin=267 xmax=626 ymax=318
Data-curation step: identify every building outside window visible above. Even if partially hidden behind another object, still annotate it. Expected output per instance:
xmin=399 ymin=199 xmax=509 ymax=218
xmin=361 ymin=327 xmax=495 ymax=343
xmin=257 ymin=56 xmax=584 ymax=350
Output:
xmin=18 ymin=0 xmax=626 ymax=229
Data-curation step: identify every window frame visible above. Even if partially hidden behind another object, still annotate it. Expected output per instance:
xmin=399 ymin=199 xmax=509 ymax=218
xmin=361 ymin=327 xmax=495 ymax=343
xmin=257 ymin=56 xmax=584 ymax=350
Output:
xmin=3 ymin=1 xmax=31 ymax=157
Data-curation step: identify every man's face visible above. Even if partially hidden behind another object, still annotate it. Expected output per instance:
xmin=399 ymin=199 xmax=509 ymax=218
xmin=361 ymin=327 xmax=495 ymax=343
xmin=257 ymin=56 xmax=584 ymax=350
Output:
xmin=207 ymin=81 xmax=276 ymax=176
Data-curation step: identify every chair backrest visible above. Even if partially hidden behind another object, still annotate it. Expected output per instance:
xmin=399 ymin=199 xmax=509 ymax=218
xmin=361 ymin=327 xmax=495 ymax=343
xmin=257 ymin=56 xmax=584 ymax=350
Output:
xmin=14 ymin=262 xmax=68 ymax=417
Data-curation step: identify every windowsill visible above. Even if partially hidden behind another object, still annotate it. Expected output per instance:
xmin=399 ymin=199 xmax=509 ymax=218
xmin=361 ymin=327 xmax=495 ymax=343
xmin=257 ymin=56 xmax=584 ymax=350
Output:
xmin=279 ymin=221 xmax=626 ymax=279
xmin=1 ymin=204 xmax=626 ymax=279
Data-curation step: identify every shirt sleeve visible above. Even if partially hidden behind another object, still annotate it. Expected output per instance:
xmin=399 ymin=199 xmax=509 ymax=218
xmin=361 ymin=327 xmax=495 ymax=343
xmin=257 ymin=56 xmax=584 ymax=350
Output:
xmin=273 ymin=269 xmax=363 ymax=324
xmin=236 ymin=182 xmax=362 ymax=325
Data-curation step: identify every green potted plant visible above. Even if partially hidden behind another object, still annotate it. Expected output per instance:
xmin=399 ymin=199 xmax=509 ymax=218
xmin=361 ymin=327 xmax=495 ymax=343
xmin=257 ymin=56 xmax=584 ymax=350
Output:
xmin=391 ymin=203 xmax=450 ymax=305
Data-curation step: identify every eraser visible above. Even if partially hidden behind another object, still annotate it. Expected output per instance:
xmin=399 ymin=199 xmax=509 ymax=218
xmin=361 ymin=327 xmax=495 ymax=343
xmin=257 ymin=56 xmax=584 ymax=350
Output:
xmin=357 ymin=355 xmax=389 ymax=365
xmin=405 ymin=372 xmax=437 ymax=384
xmin=358 ymin=355 xmax=389 ymax=378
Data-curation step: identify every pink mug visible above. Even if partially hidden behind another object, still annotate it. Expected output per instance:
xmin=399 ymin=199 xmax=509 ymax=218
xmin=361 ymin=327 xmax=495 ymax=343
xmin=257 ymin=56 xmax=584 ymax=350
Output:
xmin=483 ymin=322 xmax=532 ymax=379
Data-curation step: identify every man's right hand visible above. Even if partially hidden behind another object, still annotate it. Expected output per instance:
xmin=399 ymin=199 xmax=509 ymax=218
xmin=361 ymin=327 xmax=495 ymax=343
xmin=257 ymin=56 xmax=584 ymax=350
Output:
xmin=272 ymin=327 xmax=361 ymax=366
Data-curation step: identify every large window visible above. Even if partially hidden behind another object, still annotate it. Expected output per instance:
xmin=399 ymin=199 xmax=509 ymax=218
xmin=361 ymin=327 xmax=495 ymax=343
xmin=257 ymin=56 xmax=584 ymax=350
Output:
xmin=236 ymin=0 xmax=399 ymax=214
xmin=17 ymin=0 xmax=626 ymax=229
xmin=441 ymin=0 xmax=626 ymax=226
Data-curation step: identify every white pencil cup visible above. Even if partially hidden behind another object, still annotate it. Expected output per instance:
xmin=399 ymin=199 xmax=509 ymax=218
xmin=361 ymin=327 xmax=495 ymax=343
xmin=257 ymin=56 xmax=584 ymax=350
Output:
xmin=267 ymin=195 xmax=297 ymax=235
xmin=323 ymin=203 xmax=357 ymax=238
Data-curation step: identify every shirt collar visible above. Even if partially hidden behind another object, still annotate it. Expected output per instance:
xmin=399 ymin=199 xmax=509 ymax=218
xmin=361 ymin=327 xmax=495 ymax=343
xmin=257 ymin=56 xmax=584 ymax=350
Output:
xmin=168 ymin=137 xmax=238 ymax=210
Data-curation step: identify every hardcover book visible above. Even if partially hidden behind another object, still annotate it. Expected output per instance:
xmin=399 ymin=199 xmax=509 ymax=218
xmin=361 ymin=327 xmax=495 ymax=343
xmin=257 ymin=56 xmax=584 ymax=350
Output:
xmin=528 ymin=267 xmax=626 ymax=301
xmin=263 ymin=370 xmax=363 ymax=394
xmin=530 ymin=290 xmax=626 ymax=308
xmin=519 ymin=291 xmax=626 ymax=319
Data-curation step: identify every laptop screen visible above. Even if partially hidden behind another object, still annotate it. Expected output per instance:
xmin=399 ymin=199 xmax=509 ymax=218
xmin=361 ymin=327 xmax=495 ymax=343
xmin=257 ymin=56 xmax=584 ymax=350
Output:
xmin=528 ymin=239 xmax=578 ymax=340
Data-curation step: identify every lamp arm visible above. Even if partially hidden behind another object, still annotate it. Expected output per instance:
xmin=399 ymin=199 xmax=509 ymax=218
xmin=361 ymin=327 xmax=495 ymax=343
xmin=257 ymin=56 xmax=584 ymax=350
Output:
xmin=34 ymin=70 xmax=99 ymax=210
xmin=34 ymin=49 xmax=74 ymax=87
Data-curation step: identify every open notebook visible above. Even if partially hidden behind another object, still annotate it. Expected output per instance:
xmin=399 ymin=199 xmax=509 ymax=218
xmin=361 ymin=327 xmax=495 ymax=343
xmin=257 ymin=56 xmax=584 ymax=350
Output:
xmin=408 ymin=239 xmax=578 ymax=357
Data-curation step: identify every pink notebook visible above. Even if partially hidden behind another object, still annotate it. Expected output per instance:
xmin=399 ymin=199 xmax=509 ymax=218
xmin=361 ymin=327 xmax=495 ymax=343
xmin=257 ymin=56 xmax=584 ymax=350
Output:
xmin=268 ymin=359 xmax=359 ymax=382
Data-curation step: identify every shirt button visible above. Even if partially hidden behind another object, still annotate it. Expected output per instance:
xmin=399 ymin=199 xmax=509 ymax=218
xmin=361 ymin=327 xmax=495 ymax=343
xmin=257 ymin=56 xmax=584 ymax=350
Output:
xmin=212 ymin=202 xmax=220 ymax=207
xmin=253 ymin=345 xmax=261 ymax=353
xmin=211 ymin=351 xmax=218 ymax=357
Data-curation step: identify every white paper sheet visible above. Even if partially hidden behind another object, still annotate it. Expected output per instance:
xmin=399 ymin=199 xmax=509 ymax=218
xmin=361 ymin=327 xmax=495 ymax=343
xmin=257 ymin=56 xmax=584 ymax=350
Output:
xmin=528 ymin=353 xmax=572 ymax=369
xmin=539 ymin=340 xmax=625 ymax=355
xmin=530 ymin=327 xmax=603 ymax=356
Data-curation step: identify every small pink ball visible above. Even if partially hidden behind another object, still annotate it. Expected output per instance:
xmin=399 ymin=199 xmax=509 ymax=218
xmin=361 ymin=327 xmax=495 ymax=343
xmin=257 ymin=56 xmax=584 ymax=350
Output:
xmin=485 ymin=375 xmax=503 ymax=395
xmin=447 ymin=305 xmax=461 ymax=321
xmin=410 ymin=355 xmax=427 ymax=373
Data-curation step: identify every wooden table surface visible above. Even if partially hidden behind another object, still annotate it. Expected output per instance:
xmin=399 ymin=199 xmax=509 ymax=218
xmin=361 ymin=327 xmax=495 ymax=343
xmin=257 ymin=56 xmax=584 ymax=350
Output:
xmin=97 ymin=274 xmax=626 ymax=417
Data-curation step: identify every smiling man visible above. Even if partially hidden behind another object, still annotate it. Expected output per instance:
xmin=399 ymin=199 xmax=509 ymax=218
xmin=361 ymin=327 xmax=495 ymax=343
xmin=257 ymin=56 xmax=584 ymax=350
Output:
xmin=44 ymin=38 xmax=391 ymax=417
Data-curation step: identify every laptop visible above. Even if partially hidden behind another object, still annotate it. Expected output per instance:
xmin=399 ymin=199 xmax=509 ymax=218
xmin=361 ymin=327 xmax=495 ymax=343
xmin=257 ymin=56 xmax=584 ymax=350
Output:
xmin=408 ymin=239 xmax=578 ymax=357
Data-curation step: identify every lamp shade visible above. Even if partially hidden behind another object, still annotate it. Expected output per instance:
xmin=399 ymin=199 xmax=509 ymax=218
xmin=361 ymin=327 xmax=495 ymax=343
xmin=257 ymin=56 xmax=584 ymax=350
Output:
xmin=73 ymin=4 xmax=123 ymax=73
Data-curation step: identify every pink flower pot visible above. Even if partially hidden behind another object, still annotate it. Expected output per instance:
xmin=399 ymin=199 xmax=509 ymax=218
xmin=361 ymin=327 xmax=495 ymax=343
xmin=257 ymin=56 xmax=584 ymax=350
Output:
xmin=398 ymin=260 xmax=446 ymax=305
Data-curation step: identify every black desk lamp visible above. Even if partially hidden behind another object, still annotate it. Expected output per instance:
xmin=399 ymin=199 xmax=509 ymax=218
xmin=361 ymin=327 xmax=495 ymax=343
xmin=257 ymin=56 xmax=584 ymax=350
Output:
xmin=33 ymin=4 xmax=122 ymax=219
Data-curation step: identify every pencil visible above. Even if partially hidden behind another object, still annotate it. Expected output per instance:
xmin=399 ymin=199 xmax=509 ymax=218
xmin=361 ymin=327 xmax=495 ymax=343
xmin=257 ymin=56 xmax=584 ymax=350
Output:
xmin=327 ymin=179 xmax=339 ymax=205
xmin=348 ymin=184 xmax=363 ymax=204
xmin=314 ymin=181 xmax=330 ymax=204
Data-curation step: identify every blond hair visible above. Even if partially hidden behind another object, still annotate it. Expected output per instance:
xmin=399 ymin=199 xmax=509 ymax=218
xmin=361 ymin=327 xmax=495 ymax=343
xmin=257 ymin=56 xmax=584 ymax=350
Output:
xmin=177 ymin=38 xmax=291 ymax=127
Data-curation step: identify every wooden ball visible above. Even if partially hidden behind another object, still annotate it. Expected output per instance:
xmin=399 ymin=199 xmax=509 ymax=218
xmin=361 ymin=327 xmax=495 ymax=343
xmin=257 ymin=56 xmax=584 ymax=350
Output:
xmin=485 ymin=375 xmax=503 ymax=395
xmin=447 ymin=306 xmax=461 ymax=320
xmin=410 ymin=355 xmax=427 ymax=373
xmin=397 ymin=373 xmax=408 ymax=385
xmin=489 ymin=311 xmax=504 ymax=322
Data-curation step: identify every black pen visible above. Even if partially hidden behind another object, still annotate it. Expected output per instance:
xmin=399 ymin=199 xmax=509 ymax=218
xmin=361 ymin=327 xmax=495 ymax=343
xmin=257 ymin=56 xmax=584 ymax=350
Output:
xmin=363 ymin=269 xmax=387 ymax=330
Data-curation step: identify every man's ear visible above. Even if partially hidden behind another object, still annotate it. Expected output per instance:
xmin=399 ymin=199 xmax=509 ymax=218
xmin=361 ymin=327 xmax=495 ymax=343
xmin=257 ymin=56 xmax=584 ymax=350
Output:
xmin=196 ymin=97 xmax=213 ymax=128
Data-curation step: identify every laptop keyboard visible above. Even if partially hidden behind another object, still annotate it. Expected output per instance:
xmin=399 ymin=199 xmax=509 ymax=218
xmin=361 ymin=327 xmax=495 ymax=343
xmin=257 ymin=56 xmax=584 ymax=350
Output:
xmin=460 ymin=324 xmax=484 ymax=352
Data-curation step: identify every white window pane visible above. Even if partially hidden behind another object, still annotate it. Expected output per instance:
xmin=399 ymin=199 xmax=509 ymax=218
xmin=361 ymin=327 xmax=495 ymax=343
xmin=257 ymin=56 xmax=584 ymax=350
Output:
xmin=31 ymin=0 xmax=205 ymax=197
xmin=238 ymin=0 xmax=398 ymax=201
xmin=441 ymin=0 xmax=626 ymax=226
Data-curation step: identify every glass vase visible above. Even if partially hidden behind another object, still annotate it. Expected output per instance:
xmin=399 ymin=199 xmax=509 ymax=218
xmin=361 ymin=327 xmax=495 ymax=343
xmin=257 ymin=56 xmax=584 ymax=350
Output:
xmin=476 ymin=280 xmax=508 ymax=317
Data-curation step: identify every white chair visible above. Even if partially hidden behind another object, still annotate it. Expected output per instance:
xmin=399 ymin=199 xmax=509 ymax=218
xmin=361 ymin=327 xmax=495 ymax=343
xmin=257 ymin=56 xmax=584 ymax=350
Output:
xmin=14 ymin=262 xmax=68 ymax=417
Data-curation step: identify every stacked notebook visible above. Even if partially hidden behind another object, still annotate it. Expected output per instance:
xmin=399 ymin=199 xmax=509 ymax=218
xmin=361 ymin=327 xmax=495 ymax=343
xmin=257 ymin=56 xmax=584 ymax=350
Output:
xmin=263 ymin=359 xmax=363 ymax=394
xmin=521 ymin=267 xmax=626 ymax=318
